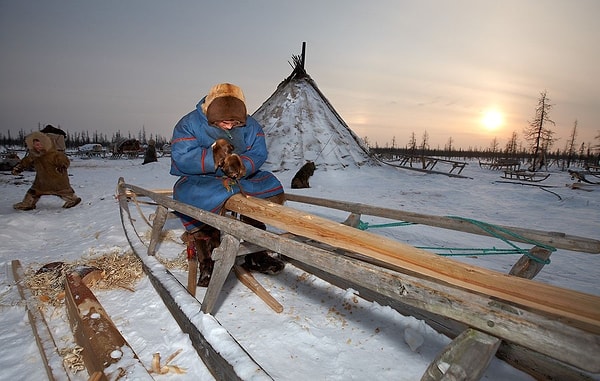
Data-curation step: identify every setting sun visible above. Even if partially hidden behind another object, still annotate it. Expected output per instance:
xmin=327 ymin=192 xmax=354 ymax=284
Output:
xmin=481 ymin=110 xmax=503 ymax=131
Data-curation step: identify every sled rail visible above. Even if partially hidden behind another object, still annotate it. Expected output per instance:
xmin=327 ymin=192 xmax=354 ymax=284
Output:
xmin=117 ymin=179 xmax=600 ymax=375
xmin=284 ymin=193 xmax=600 ymax=254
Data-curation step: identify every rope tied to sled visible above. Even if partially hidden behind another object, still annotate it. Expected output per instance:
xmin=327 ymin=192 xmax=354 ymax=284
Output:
xmin=357 ymin=215 xmax=555 ymax=264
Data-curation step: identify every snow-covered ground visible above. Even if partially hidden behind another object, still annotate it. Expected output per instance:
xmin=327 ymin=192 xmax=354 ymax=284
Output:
xmin=1 ymin=154 xmax=599 ymax=380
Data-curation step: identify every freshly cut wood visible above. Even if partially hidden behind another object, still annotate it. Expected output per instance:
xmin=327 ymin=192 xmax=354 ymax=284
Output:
xmin=234 ymin=264 xmax=284 ymax=313
xmin=64 ymin=271 xmax=151 ymax=380
xmin=224 ymin=193 xmax=600 ymax=330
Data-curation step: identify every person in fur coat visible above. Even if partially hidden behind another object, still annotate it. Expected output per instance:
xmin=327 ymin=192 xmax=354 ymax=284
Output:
xmin=170 ymin=83 xmax=285 ymax=285
xmin=12 ymin=131 xmax=81 ymax=210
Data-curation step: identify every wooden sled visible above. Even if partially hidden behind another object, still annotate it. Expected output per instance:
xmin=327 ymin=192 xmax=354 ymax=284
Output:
xmin=502 ymin=170 xmax=550 ymax=182
xmin=117 ymin=179 xmax=600 ymax=381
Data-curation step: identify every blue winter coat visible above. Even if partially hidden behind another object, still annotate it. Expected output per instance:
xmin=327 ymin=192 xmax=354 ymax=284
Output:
xmin=170 ymin=97 xmax=283 ymax=231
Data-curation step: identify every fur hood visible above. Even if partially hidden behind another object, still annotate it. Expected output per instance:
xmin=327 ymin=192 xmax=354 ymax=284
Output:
xmin=201 ymin=83 xmax=247 ymax=125
xmin=25 ymin=131 xmax=55 ymax=156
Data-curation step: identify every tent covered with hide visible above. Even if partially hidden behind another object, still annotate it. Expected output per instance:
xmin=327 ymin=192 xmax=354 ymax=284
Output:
xmin=252 ymin=46 xmax=375 ymax=172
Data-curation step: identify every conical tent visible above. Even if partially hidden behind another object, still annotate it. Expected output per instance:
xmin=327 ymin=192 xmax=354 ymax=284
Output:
xmin=252 ymin=55 xmax=375 ymax=172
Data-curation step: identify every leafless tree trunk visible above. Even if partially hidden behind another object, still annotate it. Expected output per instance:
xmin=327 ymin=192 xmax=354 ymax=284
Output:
xmin=523 ymin=90 xmax=555 ymax=171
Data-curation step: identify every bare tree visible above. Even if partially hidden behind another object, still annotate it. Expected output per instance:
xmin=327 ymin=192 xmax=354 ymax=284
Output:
xmin=445 ymin=136 xmax=454 ymax=152
xmin=523 ymin=90 xmax=555 ymax=171
xmin=408 ymin=132 xmax=417 ymax=155
xmin=420 ymin=130 xmax=429 ymax=151
xmin=504 ymin=131 xmax=519 ymax=156
xmin=563 ymin=120 xmax=578 ymax=169
xmin=489 ymin=137 xmax=500 ymax=154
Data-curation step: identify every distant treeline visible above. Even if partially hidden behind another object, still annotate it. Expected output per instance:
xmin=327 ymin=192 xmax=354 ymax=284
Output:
xmin=0 ymin=126 xmax=170 ymax=149
xmin=370 ymin=147 xmax=599 ymax=168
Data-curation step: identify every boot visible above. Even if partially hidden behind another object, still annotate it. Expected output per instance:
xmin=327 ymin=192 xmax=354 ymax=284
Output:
xmin=13 ymin=191 xmax=39 ymax=211
xmin=185 ymin=226 xmax=220 ymax=287
xmin=240 ymin=194 xmax=286 ymax=274
xmin=61 ymin=194 xmax=82 ymax=209
xmin=243 ymin=251 xmax=285 ymax=275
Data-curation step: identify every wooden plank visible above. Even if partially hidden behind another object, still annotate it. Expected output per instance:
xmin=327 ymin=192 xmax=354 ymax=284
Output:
xmin=64 ymin=271 xmax=152 ymax=380
xmin=11 ymin=260 xmax=72 ymax=381
xmin=234 ymin=264 xmax=284 ymax=313
xmin=201 ymin=234 xmax=239 ymax=314
xmin=422 ymin=329 xmax=501 ymax=381
xmin=224 ymin=194 xmax=600 ymax=330
xmin=284 ymin=193 xmax=600 ymax=254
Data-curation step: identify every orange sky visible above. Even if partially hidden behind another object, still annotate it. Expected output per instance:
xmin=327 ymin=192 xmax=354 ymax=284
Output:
xmin=1 ymin=1 xmax=598 ymax=151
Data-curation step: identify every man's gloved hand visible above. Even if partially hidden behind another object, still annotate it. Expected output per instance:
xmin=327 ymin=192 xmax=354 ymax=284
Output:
xmin=57 ymin=165 xmax=67 ymax=174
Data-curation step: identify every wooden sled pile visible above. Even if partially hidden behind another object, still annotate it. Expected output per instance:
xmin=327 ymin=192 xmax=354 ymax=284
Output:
xmin=116 ymin=178 xmax=600 ymax=381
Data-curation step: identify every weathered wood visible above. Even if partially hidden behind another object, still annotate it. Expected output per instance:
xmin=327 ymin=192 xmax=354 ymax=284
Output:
xmin=422 ymin=329 xmax=501 ymax=381
xmin=224 ymin=194 xmax=600 ymax=329
xmin=148 ymin=204 xmax=168 ymax=256
xmin=201 ymin=234 xmax=239 ymax=314
xmin=117 ymin=181 xmax=273 ymax=380
xmin=11 ymin=260 xmax=72 ymax=381
xmin=284 ymin=193 xmax=600 ymax=254
xmin=118 ymin=180 xmax=600 ymax=373
xmin=234 ymin=264 xmax=284 ymax=313
xmin=509 ymin=246 xmax=553 ymax=279
xmin=64 ymin=271 xmax=151 ymax=380
xmin=421 ymin=246 xmax=553 ymax=380
xmin=187 ymin=256 xmax=198 ymax=297
xmin=286 ymin=256 xmax=596 ymax=381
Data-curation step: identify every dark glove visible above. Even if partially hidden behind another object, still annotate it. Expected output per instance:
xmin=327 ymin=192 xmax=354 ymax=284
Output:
xmin=11 ymin=164 xmax=22 ymax=176
xmin=57 ymin=166 xmax=67 ymax=174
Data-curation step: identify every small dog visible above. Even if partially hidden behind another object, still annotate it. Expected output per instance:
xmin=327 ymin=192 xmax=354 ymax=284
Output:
xmin=222 ymin=154 xmax=245 ymax=179
xmin=291 ymin=161 xmax=316 ymax=189
xmin=212 ymin=138 xmax=245 ymax=179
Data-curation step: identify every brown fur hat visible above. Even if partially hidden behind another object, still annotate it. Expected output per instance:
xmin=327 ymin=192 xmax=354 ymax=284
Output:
xmin=202 ymin=83 xmax=247 ymax=126
xmin=25 ymin=131 xmax=54 ymax=151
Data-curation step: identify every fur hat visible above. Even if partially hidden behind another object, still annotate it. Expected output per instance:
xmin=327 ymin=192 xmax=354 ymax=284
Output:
xmin=201 ymin=83 xmax=247 ymax=126
xmin=25 ymin=131 xmax=53 ymax=151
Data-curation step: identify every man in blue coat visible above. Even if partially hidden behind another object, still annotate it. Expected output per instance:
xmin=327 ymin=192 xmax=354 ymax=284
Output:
xmin=170 ymin=83 xmax=285 ymax=286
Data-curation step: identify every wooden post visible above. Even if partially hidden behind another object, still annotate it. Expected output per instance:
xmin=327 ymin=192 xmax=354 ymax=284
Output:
xmin=422 ymin=247 xmax=553 ymax=380
xmin=201 ymin=234 xmax=240 ymax=314
xmin=148 ymin=205 xmax=168 ymax=256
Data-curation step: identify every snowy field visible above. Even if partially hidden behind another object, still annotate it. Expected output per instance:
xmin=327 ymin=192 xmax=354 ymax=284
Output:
xmin=0 ymin=155 xmax=599 ymax=380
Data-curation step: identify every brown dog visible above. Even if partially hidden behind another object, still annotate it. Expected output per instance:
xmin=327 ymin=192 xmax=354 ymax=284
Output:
xmin=212 ymin=138 xmax=245 ymax=179
xmin=291 ymin=161 xmax=316 ymax=189
xmin=212 ymin=138 xmax=234 ymax=169
xmin=222 ymin=154 xmax=245 ymax=179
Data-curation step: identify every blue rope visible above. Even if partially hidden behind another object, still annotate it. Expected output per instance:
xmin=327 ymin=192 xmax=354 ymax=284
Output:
xmin=357 ymin=216 xmax=555 ymax=264
xmin=358 ymin=221 xmax=415 ymax=230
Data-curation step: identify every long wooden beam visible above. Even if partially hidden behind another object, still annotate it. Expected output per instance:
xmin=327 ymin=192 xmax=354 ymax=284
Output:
xmin=224 ymin=194 xmax=600 ymax=330
xmin=285 ymin=193 xmax=600 ymax=254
